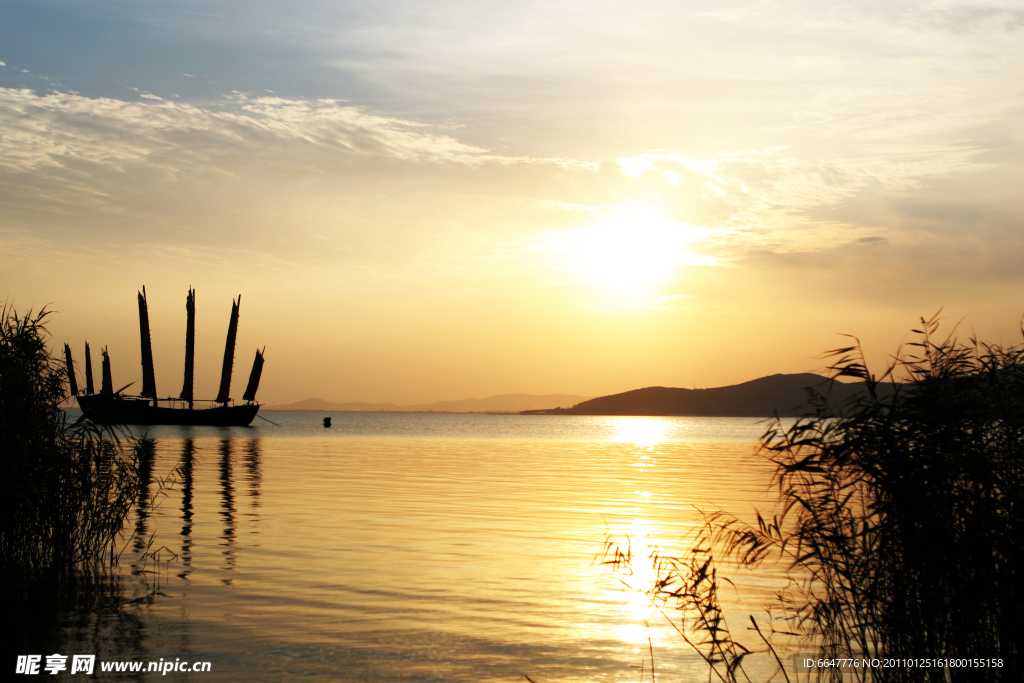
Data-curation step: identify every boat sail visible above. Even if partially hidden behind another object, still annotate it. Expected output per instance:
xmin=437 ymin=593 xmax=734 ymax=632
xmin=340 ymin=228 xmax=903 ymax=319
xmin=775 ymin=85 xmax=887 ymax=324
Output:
xmin=242 ymin=348 xmax=265 ymax=402
xmin=215 ymin=296 xmax=240 ymax=405
xmin=180 ymin=288 xmax=195 ymax=408
xmin=75 ymin=288 xmax=264 ymax=426
xmin=64 ymin=344 xmax=79 ymax=397
xmin=84 ymin=342 xmax=95 ymax=396
xmin=138 ymin=287 xmax=157 ymax=403
xmin=100 ymin=347 xmax=113 ymax=396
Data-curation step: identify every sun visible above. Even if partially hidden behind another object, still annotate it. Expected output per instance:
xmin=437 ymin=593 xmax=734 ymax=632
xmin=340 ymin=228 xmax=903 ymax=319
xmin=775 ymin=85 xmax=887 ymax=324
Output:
xmin=540 ymin=213 xmax=715 ymax=295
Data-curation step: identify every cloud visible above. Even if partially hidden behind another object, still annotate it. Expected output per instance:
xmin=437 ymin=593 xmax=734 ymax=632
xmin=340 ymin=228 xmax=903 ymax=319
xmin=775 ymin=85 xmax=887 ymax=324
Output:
xmin=611 ymin=141 xmax=994 ymax=256
xmin=0 ymin=87 xmax=512 ymax=173
xmin=0 ymin=69 xmax=1019 ymax=309
xmin=0 ymin=85 xmax=611 ymax=292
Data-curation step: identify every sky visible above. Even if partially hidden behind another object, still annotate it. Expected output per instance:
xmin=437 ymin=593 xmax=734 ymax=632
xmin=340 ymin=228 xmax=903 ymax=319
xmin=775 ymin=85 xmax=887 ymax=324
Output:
xmin=1 ymin=0 xmax=1022 ymax=405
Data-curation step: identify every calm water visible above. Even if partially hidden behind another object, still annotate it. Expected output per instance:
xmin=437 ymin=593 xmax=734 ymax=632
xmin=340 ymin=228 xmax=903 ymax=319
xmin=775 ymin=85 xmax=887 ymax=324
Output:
xmin=25 ymin=413 xmax=792 ymax=681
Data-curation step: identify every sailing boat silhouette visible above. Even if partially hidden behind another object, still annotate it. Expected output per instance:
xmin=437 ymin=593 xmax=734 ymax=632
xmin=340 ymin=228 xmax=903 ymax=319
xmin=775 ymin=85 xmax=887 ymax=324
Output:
xmin=72 ymin=288 xmax=265 ymax=426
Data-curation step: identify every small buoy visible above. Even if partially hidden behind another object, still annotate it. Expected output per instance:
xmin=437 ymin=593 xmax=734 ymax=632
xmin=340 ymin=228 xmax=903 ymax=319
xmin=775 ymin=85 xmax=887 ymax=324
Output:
xmin=323 ymin=417 xmax=332 ymax=428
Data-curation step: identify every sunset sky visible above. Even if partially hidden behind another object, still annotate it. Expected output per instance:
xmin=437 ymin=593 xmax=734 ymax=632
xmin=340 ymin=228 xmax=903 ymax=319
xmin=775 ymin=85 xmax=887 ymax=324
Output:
xmin=2 ymin=0 xmax=1022 ymax=405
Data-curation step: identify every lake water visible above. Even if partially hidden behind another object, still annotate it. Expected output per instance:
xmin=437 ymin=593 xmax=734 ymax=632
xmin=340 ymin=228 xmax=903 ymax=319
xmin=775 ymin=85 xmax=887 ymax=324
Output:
xmin=19 ymin=413 xmax=794 ymax=681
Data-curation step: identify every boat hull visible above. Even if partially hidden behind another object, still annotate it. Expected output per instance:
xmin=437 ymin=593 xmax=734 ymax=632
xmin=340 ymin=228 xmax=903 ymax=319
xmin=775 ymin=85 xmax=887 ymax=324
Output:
xmin=78 ymin=395 xmax=259 ymax=427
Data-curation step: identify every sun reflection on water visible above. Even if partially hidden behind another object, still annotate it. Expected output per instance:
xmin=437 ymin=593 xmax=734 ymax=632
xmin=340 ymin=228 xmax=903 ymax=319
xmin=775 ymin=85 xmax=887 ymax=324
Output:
xmin=625 ymin=521 xmax=652 ymax=591
xmin=609 ymin=520 xmax=660 ymax=627
xmin=608 ymin=417 xmax=674 ymax=449
xmin=616 ymin=622 xmax=650 ymax=645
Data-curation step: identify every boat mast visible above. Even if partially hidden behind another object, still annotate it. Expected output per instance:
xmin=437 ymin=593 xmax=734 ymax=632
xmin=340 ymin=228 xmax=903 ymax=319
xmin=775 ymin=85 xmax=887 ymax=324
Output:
xmin=242 ymin=348 xmax=265 ymax=403
xmin=84 ymin=342 xmax=95 ymax=395
xmin=63 ymin=344 xmax=79 ymax=397
xmin=101 ymin=347 xmax=113 ymax=395
xmin=215 ymin=295 xmax=240 ymax=406
xmin=180 ymin=287 xmax=196 ymax=409
xmin=138 ymin=286 xmax=157 ymax=403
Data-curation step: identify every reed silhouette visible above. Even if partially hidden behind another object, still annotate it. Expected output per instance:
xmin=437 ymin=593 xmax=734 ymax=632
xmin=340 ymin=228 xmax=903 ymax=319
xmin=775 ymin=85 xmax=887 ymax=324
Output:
xmin=0 ymin=306 xmax=143 ymax=573
xmin=604 ymin=313 xmax=1024 ymax=682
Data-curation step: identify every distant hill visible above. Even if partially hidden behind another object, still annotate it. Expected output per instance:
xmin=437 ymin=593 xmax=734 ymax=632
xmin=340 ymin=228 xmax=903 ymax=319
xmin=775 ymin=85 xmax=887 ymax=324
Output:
xmin=521 ymin=374 xmax=886 ymax=417
xmin=263 ymin=398 xmax=402 ymax=412
xmin=263 ymin=393 xmax=594 ymax=414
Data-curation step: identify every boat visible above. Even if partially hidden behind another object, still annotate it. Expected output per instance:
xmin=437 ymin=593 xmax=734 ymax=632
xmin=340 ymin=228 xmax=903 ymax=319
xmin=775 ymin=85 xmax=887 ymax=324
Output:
xmin=70 ymin=287 xmax=265 ymax=427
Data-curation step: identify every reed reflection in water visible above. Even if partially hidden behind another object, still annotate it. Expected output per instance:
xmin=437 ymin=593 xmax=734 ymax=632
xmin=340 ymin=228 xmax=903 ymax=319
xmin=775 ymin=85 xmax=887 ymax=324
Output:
xmin=37 ymin=414 xmax=783 ymax=681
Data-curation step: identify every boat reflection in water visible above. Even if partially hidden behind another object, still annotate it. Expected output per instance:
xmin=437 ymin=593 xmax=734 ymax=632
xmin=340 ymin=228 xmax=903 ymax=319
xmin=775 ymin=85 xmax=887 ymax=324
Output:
xmin=219 ymin=438 xmax=237 ymax=580
xmin=170 ymin=436 xmax=263 ymax=584
xmin=178 ymin=438 xmax=196 ymax=580
xmin=133 ymin=439 xmax=155 ymax=554
xmin=69 ymin=287 xmax=265 ymax=427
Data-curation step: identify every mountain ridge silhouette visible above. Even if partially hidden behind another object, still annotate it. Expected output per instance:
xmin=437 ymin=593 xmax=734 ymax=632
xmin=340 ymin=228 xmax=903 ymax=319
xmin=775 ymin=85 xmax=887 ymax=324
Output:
xmin=521 ymin=373 xmax=885 ymax=417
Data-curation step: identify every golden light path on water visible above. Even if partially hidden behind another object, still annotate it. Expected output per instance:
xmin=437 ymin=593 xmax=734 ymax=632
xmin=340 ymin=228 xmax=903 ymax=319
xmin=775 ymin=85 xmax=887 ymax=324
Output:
xmin=595 ymin=416 xmax=785 ymax=680
xmin=600 ymin=419 xmax=677 ymax=668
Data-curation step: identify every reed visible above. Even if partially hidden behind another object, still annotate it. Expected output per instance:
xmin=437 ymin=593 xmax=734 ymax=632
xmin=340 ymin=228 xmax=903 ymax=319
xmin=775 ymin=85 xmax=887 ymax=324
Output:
xmin=601 ymin=519 xmax=781 ymax=683
xmin=604 ymin=313 xmax=1024 ymax=682
xmin=0 ymin=306 xmax=143 ymax=573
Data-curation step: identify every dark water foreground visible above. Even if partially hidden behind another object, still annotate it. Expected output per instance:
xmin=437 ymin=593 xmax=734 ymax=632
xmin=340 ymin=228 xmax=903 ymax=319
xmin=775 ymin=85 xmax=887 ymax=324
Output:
xmin=6 ymin=414 xmax=786 ymax=682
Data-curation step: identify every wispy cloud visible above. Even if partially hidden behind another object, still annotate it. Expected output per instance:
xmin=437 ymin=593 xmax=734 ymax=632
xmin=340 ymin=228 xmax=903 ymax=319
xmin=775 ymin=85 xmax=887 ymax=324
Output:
xmin=612 ymin=142 xmax=993 ymax=255
xmin=0 ymin=88 xmax=508 ymax=173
